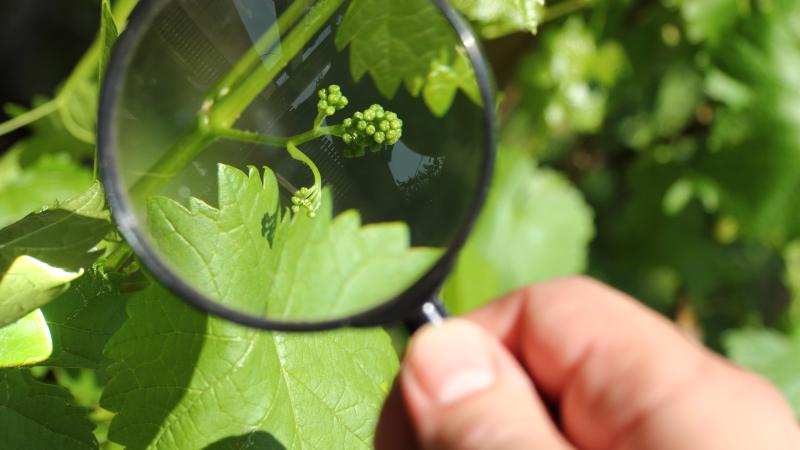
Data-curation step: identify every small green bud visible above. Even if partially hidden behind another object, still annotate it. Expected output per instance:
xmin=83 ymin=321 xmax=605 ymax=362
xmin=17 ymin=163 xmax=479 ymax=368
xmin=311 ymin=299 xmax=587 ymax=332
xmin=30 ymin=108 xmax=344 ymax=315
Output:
xmin=379 ymin=120 xmax=390 ymax=131
xmin=357 ymin=120 xmax=367 ymax=130
xmin=343 ymin=118 xmax=352 ymax=127
xmin=366 ymin=124 xmax=376 ymax=135
xmin=326 ymin=106 xmax=336 ymax=115
xmin=374 ymin=132 xmax=385 ymax=144
xmin=292 ymin=205 xmax=300 ymax=213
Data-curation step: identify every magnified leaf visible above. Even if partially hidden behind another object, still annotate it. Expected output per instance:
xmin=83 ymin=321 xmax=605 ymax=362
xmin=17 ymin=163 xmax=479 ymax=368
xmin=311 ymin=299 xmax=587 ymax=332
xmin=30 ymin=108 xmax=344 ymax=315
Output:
xmin=336 ymin=0 xmax=481 ymax=114
xmin=450 ymin=0 xmax=545 ymax=38
xmin=147 ymin=164 xmax=440 ymax=319
xmin=0 ymin=369 xmax=97 ymax=449
xmin=423 ymin=48 xmax=483 ymax=117
xmin=0 ymin=309 xmax=52 ymax=367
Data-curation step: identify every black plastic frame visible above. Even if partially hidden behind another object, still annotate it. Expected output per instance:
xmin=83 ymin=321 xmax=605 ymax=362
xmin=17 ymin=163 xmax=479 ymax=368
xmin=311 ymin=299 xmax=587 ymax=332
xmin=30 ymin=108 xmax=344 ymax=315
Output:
xmin=98 ymin=0 xmax=497 ymax=331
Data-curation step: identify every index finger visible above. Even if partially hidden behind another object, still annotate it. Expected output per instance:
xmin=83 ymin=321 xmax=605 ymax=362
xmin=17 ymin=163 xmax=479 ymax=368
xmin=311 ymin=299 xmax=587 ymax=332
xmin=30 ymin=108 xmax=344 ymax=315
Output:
xmin=466 ymin=276 xmax=799 ymax=450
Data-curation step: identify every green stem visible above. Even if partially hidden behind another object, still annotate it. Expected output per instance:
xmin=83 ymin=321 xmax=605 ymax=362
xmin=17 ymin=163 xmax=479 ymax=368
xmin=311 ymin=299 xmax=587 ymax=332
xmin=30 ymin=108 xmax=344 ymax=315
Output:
xmin=209 ymin=0 xmax=345 ymax=128
xmin=131 ymin=0 xmax=344 ymax=200
xmin=212 ymin=127 xmax=290 ymax=147
xmin=286 ymin=141 xmax=321 ymax=189
xmin=542 ymin=0 xmax=593 ymax=24
xmin=0 ymin=100 xmax=59 ymax=137
xmin=213 ymin=124 xmax=343 ymax=147
xmin=205 ymin=0 xmax=315 ymax=104
xmin=0 ymin=0 xmax=138 ymax=142
xmin=129 ymin=129 xmax=217 ymax=204
xmin=104 ymin=243 xmax=133 ymax=273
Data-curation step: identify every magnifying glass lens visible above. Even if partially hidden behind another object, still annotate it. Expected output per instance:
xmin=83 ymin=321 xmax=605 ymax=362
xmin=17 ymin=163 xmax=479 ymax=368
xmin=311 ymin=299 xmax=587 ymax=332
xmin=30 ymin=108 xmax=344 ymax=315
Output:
xmin=104 ymin=0 xmax=491 ymax=325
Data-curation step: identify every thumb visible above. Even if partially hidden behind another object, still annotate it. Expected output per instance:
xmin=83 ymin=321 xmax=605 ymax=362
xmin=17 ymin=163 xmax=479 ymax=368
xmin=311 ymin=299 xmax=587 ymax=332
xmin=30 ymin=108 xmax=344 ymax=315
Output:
xmin=400 ymin=319 xmax=573 ymax=450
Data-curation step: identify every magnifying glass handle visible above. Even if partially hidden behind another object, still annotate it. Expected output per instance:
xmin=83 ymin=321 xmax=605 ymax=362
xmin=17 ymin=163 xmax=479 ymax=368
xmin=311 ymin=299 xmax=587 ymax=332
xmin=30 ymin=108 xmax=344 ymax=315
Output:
xmin=403 ymin=296 xmax=449 ymax=333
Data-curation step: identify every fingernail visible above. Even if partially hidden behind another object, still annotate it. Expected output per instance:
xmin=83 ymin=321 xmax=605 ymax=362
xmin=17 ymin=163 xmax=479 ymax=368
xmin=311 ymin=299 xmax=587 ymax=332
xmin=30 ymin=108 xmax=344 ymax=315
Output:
xmin=405 ymin=320 xmax=496 ymax=406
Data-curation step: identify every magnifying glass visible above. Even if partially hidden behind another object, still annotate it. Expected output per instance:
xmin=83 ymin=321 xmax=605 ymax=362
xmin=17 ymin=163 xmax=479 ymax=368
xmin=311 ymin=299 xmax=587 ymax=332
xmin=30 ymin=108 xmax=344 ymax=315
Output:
xmin=99 ymin=0 xmax=496 ymax=332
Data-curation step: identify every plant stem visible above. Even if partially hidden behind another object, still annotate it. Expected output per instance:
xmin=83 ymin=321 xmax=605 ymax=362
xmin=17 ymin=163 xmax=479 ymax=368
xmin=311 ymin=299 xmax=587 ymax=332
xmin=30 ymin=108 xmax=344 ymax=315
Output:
xmin=542 ymin=0 xmax=593 ymax=24
xmin=287 ymin=141 xmax=321 ymax=189
xmin=205 ymin=0 xmax=315 ymax=104
xmin=0 ymin=0 xmax=138 ymax=141
xmin=209 ymin=0 xmax=345 ymax=128
xmin=129 ymin=129 xmax=217 ymax=204
xmin=213 ymin=125 xmax=343 ymax=147
xmin=0 ymin=100 xmax=59 ymax=137
xmin=130 ymin=0 xmax=344 ymax=200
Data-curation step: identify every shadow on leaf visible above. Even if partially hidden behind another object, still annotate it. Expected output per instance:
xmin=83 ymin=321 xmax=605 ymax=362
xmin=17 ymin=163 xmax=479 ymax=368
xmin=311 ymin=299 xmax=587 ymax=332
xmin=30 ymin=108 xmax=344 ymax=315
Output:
xmin=203 ymin=431 xmax=287 ymax=450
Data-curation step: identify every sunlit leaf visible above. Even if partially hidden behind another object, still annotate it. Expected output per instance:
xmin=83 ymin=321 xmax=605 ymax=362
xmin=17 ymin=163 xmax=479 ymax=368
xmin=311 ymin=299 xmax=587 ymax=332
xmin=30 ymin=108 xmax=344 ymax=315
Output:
xmin=0 ymin=309 xmax=52 ymax=367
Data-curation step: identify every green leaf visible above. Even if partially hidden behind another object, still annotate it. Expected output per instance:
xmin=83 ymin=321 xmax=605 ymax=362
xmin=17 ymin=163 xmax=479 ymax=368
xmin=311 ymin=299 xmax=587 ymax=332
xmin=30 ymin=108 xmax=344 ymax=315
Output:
xmin=724 ymin=328 xmax=800 ymax=417
xmin=336 ymin=0 xmax=481 ymax=114
xmin=100 ymin=164 xmax=436 ymax=449
xmin=423 ymin=48 xmax=483 ymax=117
xmin=99 ymin=0 xmax=119 ymax=81
xmin=0 ymin=148 xmax=93 ymax=228
xmin=147 ymin=164 xmax=440 ymax=320
xmin=450 ymin=0 xmax=545 ymax=38
xmin=0 ymin=181 xmax=110 ymax=273
xmin=0 ymin=369 xmax=97 ymax=449
xmin=102 ymin=284 xmax=398 ymax=449
xmin=0 ymin=309 xmax=52 ymax=367
xmin=337 ymin=0 xmax=452 ymax=98
xmin=42 ymin=271 xmax=128 ymax=370
xmin=442 ymin=149 xmax=594 ymax=313
xmin=0 ymin=256 xmax=82 ymax=328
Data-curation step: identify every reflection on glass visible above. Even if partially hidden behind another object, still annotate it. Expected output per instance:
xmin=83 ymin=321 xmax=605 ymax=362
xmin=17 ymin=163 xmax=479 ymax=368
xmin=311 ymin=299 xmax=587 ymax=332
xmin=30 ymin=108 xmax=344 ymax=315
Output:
xmin=109 ymin=0 xmax=486 ymax=322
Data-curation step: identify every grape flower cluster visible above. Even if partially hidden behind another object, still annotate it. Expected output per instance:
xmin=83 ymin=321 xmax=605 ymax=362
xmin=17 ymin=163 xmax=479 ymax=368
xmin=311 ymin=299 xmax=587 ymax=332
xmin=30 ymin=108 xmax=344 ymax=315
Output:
xmin=341 ymin=104 xmax=403 ymax=157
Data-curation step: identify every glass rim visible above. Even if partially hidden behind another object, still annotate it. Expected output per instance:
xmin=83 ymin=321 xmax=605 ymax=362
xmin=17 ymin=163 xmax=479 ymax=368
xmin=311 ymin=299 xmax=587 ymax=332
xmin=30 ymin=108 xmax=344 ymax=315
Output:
xmin=98 ymin=0 xmax=498 ymax=331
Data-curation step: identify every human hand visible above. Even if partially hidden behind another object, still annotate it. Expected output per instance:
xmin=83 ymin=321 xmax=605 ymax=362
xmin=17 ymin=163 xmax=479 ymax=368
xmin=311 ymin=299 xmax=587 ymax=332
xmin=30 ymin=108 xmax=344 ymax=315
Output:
xmin=375 ymin=277 xmax=800 ymax=450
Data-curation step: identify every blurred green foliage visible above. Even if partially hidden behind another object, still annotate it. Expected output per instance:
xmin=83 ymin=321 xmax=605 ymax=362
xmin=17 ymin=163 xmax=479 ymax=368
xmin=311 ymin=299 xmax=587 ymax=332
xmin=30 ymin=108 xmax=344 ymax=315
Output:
xmin=500 ymin=0 xmax=800 ymax=411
